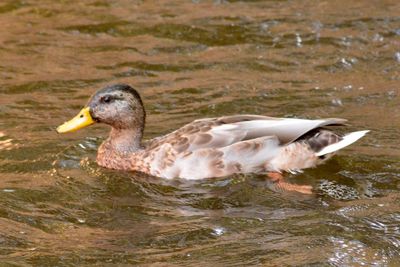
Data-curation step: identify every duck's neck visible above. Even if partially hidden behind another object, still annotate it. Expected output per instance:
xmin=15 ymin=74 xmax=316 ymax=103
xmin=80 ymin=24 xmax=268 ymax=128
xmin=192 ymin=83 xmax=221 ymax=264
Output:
xmin=96 ymin=127 xmax=144 ymax=171
xmin=106 ymin=127 xmax=143 ymax=154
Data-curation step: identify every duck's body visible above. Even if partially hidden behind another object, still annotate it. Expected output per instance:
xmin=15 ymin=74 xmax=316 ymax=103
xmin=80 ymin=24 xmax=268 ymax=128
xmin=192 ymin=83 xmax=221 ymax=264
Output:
xmin=57 ymin=84 xmax=368 ymax=185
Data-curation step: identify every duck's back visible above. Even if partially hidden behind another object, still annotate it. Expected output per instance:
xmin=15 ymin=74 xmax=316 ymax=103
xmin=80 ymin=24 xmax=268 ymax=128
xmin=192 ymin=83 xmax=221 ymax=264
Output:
xmin=139 ymin=115 xmax=366 ymax=179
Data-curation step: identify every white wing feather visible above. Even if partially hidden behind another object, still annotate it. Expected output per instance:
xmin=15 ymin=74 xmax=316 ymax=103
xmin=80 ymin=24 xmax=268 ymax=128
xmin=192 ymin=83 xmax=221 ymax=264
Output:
xmin=315 ymin=130 xmax=369 ymax=156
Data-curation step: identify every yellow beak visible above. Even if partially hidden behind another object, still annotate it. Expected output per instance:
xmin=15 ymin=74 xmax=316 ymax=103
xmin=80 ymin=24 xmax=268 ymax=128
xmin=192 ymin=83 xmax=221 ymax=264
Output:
xmin=57 ymin=107 xmax=95 ymax=133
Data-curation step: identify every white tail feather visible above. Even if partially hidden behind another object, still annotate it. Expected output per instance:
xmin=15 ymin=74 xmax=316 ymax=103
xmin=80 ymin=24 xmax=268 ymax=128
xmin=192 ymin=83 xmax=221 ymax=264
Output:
xmin=315 ymin=130 xmax=369 ymax=157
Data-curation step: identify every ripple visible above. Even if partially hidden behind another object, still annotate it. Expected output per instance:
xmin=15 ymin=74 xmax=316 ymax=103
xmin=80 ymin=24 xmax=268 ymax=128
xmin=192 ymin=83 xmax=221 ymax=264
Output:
xmin=329 ymin=237 xmax=389 ymax=266
xmin=318 ymin=180 xmax=360 ymax=200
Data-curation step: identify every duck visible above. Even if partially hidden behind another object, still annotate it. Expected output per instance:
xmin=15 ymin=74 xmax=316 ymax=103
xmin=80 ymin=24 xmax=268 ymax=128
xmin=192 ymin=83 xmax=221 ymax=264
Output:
xmin=57 ymin=84 xmax=368 ymax=194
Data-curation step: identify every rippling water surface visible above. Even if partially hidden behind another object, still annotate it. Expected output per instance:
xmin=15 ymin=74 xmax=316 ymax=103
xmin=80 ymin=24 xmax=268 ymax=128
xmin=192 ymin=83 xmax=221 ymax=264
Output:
xmin=0 ymin=0 xmax=399 ymax=265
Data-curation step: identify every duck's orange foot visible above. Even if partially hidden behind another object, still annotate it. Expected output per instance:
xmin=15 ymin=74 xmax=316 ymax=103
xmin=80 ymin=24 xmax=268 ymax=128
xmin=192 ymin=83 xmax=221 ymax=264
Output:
xmin=266 ymin=172 xmax=313 ymax=195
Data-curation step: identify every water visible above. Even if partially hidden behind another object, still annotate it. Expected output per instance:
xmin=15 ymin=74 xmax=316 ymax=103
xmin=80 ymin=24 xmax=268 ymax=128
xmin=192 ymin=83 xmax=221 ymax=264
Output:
xmin=0 ymin=0 xmax=399 ymax=265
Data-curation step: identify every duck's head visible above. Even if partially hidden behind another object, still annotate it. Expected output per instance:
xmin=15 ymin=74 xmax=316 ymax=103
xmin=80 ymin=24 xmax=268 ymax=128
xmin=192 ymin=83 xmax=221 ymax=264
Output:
xmin=57 ymin=84 xmax=145 ymax=133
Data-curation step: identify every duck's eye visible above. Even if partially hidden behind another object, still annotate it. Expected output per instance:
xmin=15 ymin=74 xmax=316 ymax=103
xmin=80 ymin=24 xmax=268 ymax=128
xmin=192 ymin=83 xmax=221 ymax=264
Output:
xmin=101 ymin=95 xmax=113 ymax=103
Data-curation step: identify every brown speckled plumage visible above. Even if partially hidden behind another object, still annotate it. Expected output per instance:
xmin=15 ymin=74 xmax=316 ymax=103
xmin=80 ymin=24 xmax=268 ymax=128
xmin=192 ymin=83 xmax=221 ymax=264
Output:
xmin=60 ymin=84 xmax=368 ymax=181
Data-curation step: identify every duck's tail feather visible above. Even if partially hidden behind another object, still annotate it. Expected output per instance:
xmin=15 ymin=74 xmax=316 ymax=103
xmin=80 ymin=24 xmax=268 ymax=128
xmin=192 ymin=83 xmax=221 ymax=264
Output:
xmin=315 ymin=130 xmax=369 ymax=157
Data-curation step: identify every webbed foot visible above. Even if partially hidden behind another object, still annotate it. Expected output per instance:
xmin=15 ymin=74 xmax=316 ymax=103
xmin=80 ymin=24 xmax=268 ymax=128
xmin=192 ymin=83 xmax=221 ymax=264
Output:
xmin=267 ymin=172 xmax=312 ymax=195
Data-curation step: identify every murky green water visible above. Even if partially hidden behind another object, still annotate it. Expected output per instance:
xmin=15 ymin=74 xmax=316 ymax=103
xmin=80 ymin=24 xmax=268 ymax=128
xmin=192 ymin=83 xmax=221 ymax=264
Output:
xmin=0 ymin=0 xmax=399 ymax=265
